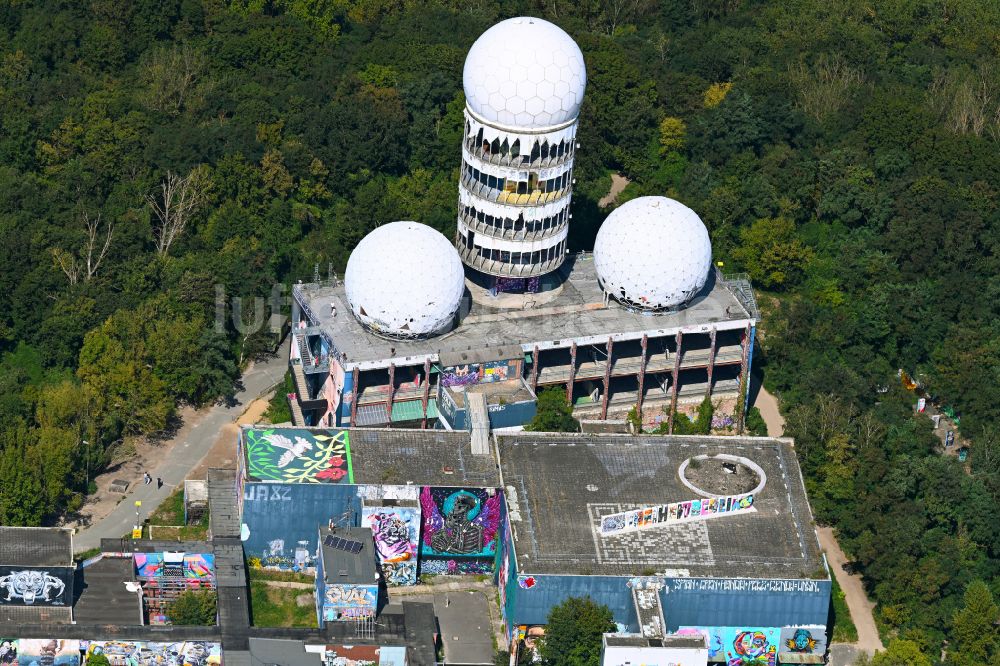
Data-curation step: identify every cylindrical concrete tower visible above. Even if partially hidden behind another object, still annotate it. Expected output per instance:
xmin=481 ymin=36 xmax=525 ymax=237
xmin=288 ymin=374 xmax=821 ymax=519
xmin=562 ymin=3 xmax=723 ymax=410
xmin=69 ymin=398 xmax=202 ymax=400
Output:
xmin=455 ymin=17 xmax=586 ymax=285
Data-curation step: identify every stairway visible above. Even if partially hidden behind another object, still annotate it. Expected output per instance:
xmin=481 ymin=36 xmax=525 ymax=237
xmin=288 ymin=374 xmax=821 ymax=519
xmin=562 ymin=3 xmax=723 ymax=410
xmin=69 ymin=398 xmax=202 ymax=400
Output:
xmin=291 ymin=361 xmax=310 ymax=400
xmin=288 ymin=394 xmax=305 ymax=426
xmin=295 ymin=332 xmax=311 ymax=363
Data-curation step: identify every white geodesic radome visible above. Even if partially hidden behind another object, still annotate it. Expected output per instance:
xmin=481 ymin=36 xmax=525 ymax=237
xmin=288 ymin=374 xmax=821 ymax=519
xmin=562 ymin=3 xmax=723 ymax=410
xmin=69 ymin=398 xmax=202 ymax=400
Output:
xmin=345 ymin=222 xmax=465 ymax=339
xmin=463 ymin=16 xmax=586 ymax=129
xmin=593 ymin=197 xmax=713 ymax=311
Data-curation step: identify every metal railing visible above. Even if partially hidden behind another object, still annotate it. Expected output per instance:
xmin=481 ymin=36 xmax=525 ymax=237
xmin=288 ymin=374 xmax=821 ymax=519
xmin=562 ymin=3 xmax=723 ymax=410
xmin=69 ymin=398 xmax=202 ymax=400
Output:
xmin=719 ymin=271 xmax=760 ymax=320
xmin=458 ymin=245 xmax=565 ymax=278
xmin=459 ymin=172 xmax=571 ymax=207
xmin=464 ymin=138 xmax=575 ymax=168
xmin=458 ymin=208 xmax=567 ymax=243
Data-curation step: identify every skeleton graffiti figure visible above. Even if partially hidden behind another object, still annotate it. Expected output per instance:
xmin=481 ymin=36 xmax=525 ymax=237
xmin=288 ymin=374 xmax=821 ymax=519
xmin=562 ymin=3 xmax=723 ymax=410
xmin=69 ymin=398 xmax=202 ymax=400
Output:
xmin=0 ymin=570 xmax=65 ymax=605
xmin=430 ymin=494 xmax=485 ymax=555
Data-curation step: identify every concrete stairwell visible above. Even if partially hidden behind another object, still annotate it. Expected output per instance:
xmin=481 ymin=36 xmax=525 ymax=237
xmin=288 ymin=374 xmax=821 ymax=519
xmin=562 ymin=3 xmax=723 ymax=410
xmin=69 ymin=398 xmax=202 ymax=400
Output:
xmin=291 ymin=361 xmax=310 ymax=399
xmin=288 ymin=394 xmax=304 ymax=426
xmin=294 ymin=332 xmax=311 ymax=363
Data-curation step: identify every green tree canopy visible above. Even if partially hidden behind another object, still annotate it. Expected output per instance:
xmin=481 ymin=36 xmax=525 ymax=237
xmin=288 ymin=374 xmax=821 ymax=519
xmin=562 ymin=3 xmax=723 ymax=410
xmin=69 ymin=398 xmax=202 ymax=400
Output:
xmin=538 ymin=596 xmax=615 ymax=666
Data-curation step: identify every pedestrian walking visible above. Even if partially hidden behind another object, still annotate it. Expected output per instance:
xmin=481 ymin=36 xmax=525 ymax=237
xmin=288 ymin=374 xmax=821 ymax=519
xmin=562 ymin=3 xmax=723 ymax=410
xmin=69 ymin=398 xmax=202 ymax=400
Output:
xmin=156 ymin=477 xmax=162 ymax=489
xmin=143 ymin=472 xmax=151 ymax=485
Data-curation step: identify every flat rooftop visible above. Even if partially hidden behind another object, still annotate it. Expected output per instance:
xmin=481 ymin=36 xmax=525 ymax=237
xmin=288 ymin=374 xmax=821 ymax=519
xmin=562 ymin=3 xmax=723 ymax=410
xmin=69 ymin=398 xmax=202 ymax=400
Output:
xmin=0 ymin=527 xmax=73 ymax=566
xmin=497 ymin=433 xmax=824 ymax=579
xmin=296 ymin=254 xmax=756 ymax=370
xmin=446 ymin=378 xmax=535 ymax=408
xmin=242 ymin=426 xmax=501 ymax=488
xmin=320 ymin=527 xmax=378 ymax=585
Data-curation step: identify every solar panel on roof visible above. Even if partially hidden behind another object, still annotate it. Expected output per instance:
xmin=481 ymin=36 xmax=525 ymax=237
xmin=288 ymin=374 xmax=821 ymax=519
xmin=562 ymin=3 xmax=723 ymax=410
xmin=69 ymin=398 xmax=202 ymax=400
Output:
xmin=323 ymin=534 xmax=335 ymax=547
xmin=332 ymin=537 xmax=344 ymax=550
xmin=350 ymin=542 xmax=363 ymax=554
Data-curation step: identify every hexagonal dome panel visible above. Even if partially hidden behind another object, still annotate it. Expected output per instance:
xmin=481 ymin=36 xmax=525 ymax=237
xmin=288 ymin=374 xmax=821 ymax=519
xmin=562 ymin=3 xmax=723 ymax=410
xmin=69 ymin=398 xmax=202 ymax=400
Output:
xmin=593 ymin=197 xmax=713 ymax=311
xmin=464 ymin=17 xmax=586 ymax=129
xmin=345 ymin=222 xmax=465 ymax=339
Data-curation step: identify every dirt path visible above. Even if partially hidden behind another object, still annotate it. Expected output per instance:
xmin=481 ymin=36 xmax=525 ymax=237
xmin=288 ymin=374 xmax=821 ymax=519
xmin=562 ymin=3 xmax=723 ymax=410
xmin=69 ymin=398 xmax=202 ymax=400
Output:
xmin=753 ymin=385 xmax=786 ymax=437
xmin=818 ymin=527 xmax=884 ymax=656
xmin=188 ymin=393 xmax=274 ymax=480
xmin=598 ymin=173 xmax=631 ymax=208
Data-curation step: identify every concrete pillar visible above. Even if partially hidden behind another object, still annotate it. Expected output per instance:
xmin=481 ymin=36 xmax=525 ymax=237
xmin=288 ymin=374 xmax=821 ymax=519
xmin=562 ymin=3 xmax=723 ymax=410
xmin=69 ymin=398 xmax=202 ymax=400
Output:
xmin=668 ymin=331 xmax=683 ymax=434
xmin=530 ymin=345 xmax=540 ymax=394
xmin=705 ymin=327 xmax=717 ymax=398
xmin=567 ymin=342 xmax=578 ymax=405
xmin=636 ymin=335 xmax=648 ymax=421
xmin=350 ymin=371 xmax=359 ymax=426
xmin=386 ymin=363 xmax=396 ymax=426
xmin=737 ymin=323 xmax=752 ymax=434
xmin=600 ymin=337 xmax=614 ymax=419
xmin=421 ymin=358 xmax=432 ymax=429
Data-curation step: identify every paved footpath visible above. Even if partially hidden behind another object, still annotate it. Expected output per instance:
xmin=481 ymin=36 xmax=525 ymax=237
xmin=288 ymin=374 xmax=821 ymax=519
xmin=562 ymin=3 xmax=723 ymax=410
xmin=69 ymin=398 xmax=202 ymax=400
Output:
xmin=818 ymin=526 xmax=885 ymax=658
xmin=73 ymin=340 xmax=289 ymax=552
xmin=752 ymin=384 xmax=883 ymax=662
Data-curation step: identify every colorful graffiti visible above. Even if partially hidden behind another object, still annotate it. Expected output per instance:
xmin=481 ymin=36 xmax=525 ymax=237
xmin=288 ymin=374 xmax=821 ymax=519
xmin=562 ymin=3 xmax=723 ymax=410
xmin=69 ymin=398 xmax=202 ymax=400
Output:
xmin=420 ymin=487 xmax=502 ymax=572
xmin=779 ymin=626 xmax=827 ymax=656
xmin=324 ymin=584 xmax=377 ymax=621
xmin=3 ymin=642 xmax=221 ymax=666
xmin=723 ymin=628 xmax=779 ymax=666
xmin=133 ymin=554 xmax=215 ymax=584
xmin=361 ymin=506 xmax=419 ymax=587
xmin=16 ymin=640 xmax=79 ymax=666
xmin=677 ymin=627 xmax=724 ymax=660
xmin=440 ymin=360 xmax=513 ymax=388
xmin=419 ymin=559 xmax=494 ymax=574
xmin=244 ymin=428 xmax=353 ymax=483
xmin=0 ymin=641 xmax=16 ymax=665
xmin=599 ymin=494 xmax=756 ymax=536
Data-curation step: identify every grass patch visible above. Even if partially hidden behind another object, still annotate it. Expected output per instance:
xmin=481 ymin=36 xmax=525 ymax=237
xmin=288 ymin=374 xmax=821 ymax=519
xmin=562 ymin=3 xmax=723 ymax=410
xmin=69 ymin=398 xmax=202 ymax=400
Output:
xmin=75 ymin=547 xmax=102 ymax=562
xmin=263 ymin=371 xmax=293 ymax=423
xmin=146 ymin=487 xmax=210 ymax=540
xmin=830 ymin=575 xmax=858 ymax=642
xmin=149 ymin=524 xmax=209 ymax=541
xmin=248 ymin=568 xmax=314 ymax=584
xmin=149 ymin=488 xmax=185 ymax=524
xmin=249 ymin=581 xmax=318 ymax=627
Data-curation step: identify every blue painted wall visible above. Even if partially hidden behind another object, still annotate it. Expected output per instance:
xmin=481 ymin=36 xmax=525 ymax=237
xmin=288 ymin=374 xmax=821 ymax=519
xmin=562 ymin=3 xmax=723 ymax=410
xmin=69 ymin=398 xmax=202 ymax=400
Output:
xmin=506 ymin=573 xmax=830 ymax=634
xmin=241 ymin=482 xmax=360 ymax=568
xmin=743 ymin=324 xmax=756 ymax=415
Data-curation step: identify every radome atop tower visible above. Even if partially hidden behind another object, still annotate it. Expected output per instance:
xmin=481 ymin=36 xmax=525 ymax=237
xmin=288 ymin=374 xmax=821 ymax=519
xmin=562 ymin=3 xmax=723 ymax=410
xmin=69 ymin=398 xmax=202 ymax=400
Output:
xmin=463 ymin=17 xmax=586 ymax=129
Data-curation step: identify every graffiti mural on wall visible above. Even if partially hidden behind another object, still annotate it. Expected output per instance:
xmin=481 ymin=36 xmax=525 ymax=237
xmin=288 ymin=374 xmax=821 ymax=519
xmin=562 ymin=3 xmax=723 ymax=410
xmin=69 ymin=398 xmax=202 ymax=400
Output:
xmin=723 ymin=628 xmax=778 ymax=666
xmin=84 ymin=642 xmax=221 ymax=666
xmin=420 ymin=487 xmax=502 ymax=574
xmin=0 ymin=641 xmax=16 ymax=665
xmin=0 ymin=570 xmax=66 ymax=606
xmin=244 ymin=428 xmax=353 ymax=483
xmin=361 ymin=507 xmax=420 ymax=587
xmin=677 ymin=627 xmax=724 ymax=661
xmin=440 ymin=360 xmax=513 ymax=388
xmin=134 ymin=554 xmax=216 ymax=583
xmin=324 ymin=584 xmax=377 ymax=621
xmin=16 ymin=640 xmax=79 ymax=666
xmin=599 ymin=494 xmax=756 ymax=536
xmin=779 ymin=626 xmax=827 ymax=656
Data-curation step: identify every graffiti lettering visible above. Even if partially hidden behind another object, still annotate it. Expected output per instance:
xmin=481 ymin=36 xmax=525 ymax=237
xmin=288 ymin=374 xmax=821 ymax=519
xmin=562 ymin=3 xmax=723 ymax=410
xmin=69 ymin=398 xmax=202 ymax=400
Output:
xmin=600 ymin=494 xmax=755 ymax=536
xmin=668 ymin=578 xmax=823 ymax=594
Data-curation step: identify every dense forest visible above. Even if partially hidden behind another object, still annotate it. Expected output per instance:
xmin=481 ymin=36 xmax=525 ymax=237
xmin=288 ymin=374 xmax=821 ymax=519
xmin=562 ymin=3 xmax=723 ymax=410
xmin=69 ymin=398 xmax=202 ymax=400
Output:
xmin=1 ymin=0 xmax=999 ymax=661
